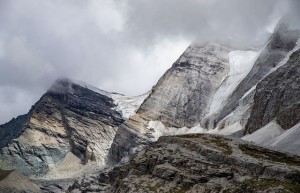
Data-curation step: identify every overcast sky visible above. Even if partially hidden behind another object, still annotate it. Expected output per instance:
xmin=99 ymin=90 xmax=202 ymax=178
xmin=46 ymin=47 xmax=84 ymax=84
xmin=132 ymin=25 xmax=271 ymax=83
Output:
xmin=0 ymin=0 xmax=299 ymax=124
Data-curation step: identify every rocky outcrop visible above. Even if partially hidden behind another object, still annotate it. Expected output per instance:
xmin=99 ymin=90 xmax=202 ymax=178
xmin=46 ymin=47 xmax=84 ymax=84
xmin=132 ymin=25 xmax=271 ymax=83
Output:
xmin=69 ymin=134 xmax=300 ymax=193
xmin=0 ymin=79 xmax=124 ymax=176
xmin=205 ymin=24 xmax=300 ymax=129
xmin=245 ymin=48 xmax=300 ymax=134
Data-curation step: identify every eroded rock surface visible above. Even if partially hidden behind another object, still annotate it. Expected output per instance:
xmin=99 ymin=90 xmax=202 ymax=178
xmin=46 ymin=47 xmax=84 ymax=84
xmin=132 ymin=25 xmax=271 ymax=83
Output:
xmin=70 ymin=134 xmax=300 ymax=193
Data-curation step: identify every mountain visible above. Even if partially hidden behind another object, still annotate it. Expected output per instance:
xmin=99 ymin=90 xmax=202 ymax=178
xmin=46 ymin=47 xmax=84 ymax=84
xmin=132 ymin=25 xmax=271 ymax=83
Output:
xmin=108 ymin=23 xmax=300 ymax=165
xmin=205 ymin=23 xmax=300 ymax=130
xmin=0 ymin=22 xmax=300 ymax=193
xmin=0 ymin=79 xmax=147 ymax=177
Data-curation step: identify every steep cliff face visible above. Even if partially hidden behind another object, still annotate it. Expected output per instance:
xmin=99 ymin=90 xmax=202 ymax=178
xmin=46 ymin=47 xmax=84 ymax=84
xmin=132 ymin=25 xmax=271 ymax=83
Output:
xmin=245 ymin=49 xmax=300 ymax=134
xmin=0 ymin=79 xmax=124 ymax=176
xmin=138 ymin=43 xmax=230 ymax=128
xmin=70 ymin=134 xmax=300 ymax=193
xmin=108 ymin=43 xmax=231 ymax=164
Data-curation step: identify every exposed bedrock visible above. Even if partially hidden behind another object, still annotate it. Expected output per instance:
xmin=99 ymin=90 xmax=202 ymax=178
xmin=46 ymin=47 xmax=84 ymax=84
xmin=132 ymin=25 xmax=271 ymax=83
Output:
xmin=70 ymin=134 xmax=300 ymax=193
xmin=245 ymin=48 xmax=300 ymax=134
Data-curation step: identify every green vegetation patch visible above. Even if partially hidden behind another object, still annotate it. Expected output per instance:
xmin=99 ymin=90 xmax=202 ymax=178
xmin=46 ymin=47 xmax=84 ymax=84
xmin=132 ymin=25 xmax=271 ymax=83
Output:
xmin=244 ymin=178 xmax=300 ymax=192
xmin=176 ymin=134 xmax=233 ymax=155
xmin=239 ymin=143 xmax=300 ymax=166
xmin=176 ymin=133 xmax=205 ymax=139
xmin=209 ymin=136 xmax=233 ymax=155
xmin=147 ymin=182 xmax=164 ymax=192
xmin=169 ymin=185 xmax=191 ymax=193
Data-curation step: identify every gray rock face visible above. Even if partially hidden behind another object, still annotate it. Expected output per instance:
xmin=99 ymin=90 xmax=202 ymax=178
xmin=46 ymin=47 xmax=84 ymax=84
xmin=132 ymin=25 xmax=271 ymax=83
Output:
xmin=138 ymin=43 xmax=230 ymax=128
xmin=0 ymin=114 xmax=27 ymax=149
xmin=108 ymin=43 xmax=231 ymax=164
xmin=205 ymin=24 xmax=300 ymax=129
xmin=245 ymin=48 xmax=300 ymax=134
xmin=0 ymin=79 xmax=124 ymax=176
xmin=69 ymin=134 xmax=300 ymax=193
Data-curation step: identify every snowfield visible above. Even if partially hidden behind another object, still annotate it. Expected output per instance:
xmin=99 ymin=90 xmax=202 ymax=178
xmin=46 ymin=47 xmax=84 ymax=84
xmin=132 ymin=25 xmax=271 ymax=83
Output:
xmin=209 ymin=50 xmax=258 ymax=115
xmin=111 ymin=92 xmax=149 ymax=119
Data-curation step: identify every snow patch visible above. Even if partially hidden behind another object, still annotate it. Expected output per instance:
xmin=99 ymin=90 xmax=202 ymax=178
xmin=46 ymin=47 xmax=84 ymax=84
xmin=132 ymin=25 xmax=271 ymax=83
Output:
xmin=112 ymin=92 xmax=150 ymax=119
xmin=209 ymin=50 xmax=258 ymax=115
xmin=147 ymin=121 xmax=206 ymax=141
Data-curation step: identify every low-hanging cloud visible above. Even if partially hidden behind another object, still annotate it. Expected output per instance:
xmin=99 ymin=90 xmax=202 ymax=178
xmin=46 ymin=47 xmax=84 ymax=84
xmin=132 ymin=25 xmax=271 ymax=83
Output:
xmin=0 ymin=0 xmax=299 ymax=123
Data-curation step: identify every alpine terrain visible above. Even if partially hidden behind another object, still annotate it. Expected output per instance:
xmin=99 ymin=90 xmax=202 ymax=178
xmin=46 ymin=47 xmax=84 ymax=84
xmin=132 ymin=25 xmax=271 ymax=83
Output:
xmin=0 ymin=22 xmax=300 ymax=193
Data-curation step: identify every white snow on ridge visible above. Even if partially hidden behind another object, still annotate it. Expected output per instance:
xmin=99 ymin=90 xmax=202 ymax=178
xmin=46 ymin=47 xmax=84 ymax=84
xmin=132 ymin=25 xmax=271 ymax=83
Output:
xmin=209 ymin=50 xmax=258 ymax=115
xmin=242 ymin=121 xmax=284 ymax=146
xmin=72 ymin=79 xmax=149 ymax=119
xmin=72 ymin=79 xmax=112 ymax=97
xmin=112 ymin=92 xmax=150 ymax=119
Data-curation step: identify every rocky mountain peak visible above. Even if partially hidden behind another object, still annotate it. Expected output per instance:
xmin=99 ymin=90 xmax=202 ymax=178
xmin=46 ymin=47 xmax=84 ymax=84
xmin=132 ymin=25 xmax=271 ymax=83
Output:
xmin=48 ymin=78 xmax=75 ymax=94
xmin=0 ymin=79 xmax=124 ymax=176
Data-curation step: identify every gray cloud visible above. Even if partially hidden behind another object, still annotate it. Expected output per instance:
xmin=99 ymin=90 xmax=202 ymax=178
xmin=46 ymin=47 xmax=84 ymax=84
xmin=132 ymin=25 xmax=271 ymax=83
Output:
xmin=0 ymin=0 xmax=298 ymax=123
